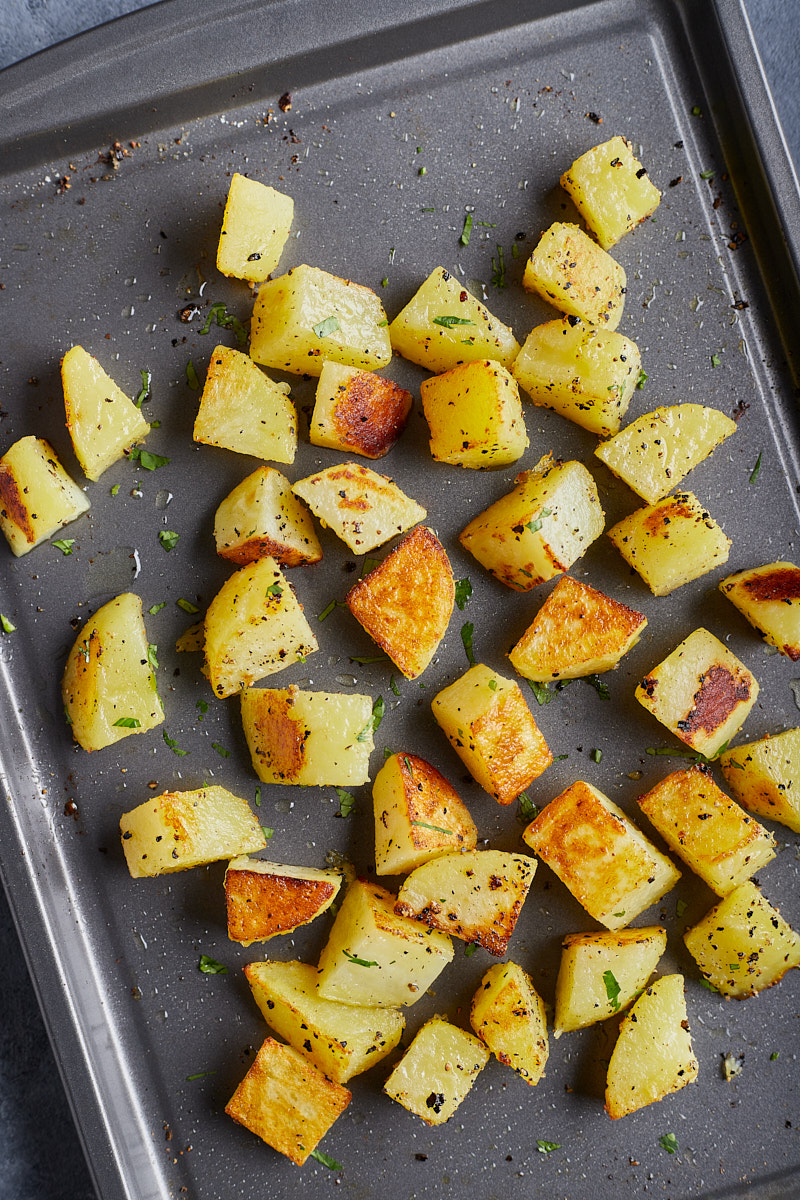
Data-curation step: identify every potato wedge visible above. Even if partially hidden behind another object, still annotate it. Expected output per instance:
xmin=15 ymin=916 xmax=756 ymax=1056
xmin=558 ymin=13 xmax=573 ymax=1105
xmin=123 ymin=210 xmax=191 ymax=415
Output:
xmin=470 ymin=962 xmax=549 ymax=1085
xmin=61 ymin=345 xmax=150 ymax=481
xmin=346 ymin=525 xmax=454 ymax=679
xmin=245 ymin=960 xmax=404 ymax=1083
xmin=561 ymin=135 xmax=661 ymax=250
xmin=216 ymin=172 xmax=294 ymax=282
xmin=310 ymin=361 xmax=412 ymax=459
xmin=523 ymin=223 xmax=626 ymax=330
xmin=719 ymin=728 xmax=800 ymax=832
xmin=394 ymin=849 xmax=536 ymax=956
xmin=420 ymin=358 xmax=528 ymax=468
xmin=554 ymin=927 xmax=667 ymax=1036
xmin=372 ymin=752 xmax=478 ymax=876
xmin=383 ymin=1017 xmax=489 ymax=1125
xmin=605 ymin=975 xmax=697 ymax=1119
xmin=225 ymin=857 xmax=342 ymax=945
xmin=213 ymin=465 xmax=321 ymax=567
xmin=292 ymin=461 xmax=425 ymax=554
xmin=0 ymin=436 xmax=90 ymax=557
xmin=193 ymin=345 xmax=297 ymax=464
xmin=607 ymin=492 xmax=731 ymax=596
xmin=719 ymin=562 xmax=800 ymax=659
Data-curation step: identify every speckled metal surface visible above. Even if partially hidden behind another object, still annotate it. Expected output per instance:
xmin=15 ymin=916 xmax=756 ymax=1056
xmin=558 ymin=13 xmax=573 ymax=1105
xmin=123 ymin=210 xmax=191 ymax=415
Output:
xmin=1 ymin=2 xmax=799 ymax=1199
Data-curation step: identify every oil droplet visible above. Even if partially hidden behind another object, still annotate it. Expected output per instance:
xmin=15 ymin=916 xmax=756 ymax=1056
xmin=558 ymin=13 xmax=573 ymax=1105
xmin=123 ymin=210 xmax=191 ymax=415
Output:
xmin=86 ymin=546 xmax=139 ymax=597
xmin=275 ymin=798 xmax=294 ymax=814
xmin=335 ymin=674 xmax=358 ymax=686
xmin=155 ymin=489 xmax=173 ymax=510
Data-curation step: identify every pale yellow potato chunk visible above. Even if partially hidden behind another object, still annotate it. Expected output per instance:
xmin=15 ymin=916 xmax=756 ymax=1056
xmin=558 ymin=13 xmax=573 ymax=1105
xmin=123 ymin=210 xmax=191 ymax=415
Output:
xmin=389 ymin=267 xmax=520 ymax=373
xmin=245 ymin=960 xmax=404 ymax=1084
xmin=61 ymin=346 xmax=150 ymax=481
xmin=719 ymin=562 xmax=800 ymax=659
xmin=204 ymin=557 xmax=318 ymax=698
xmin=561 ymin=135 xmax=662 ymax=250
xmin=607 ymin=491 xmax=731 ymax=596
xmin=512 ymin=317 xmax=639 ymax=436
xmin=720 ymin=728 xmax=800 ymax=832
xmin=310 ymin=361 xmax=412 ymax=459
xmin=554 ymin=927 xmax=667 ymax=1036
xmin=0 ymin=436 xmax=89 ymax=556
xmin=395 ymin=849 xmax=536 ymax=956
xmin=292 ymin=461 xmax=425 ymax=554
xmin=595 ymin=404 xmax=737 ymax=505
xmin=383 ymin=1017 xmax=489 ymax=1125
xmin=317 ymin=879 xmax=453 ymax=1008
xmin=635 ymin=628 xmax=758 ymax=759
xmin=637 ymin=766 xmax=775 ymax=896
xmin=470 ymin=962 xmax=549 ymax=1085
xmin=431 ymin=663 xmax=552 ymax=803
xmin=683 ymin=881 xmax=800 ymax=998
xmin=523 ymin=223 xmax=626 ymax=329
xmin=508 ymin=575 xmax=647 ymax=681
xmin=213 ymin=465 xmax=321 ymax=567
xmin=224 ymin=857 xmax=342 ymax=946
xmin=372 ymin=752 xmax=478 ymax=876
xmin=241 ymin=685 xmax=373 ymax=787
xmin=420 ymin=359 xmax=528 ymax=468
xmin=193 ymin=345 xmax=297 ymax=464
xmin=120 ymin=785 xmax=266 ymax=878
xmin=250 ymin=264 xmax=391 ymax=376
xmin=459 ymin=454 xmax=605 ymax=591
xmin=226 ymin=1037 xmax=351 ymax=1165
xmin=523 ymin=780 xmax=680 ymax=930
xmin=346 ymin=526 xmax=454 ymax=679
xmin=216 ymin=173 xmax=294 ymax=282
xmin=605 ymin=975 xmax=697 ymax=1119
xmin=62 ymin=592 xmax=163 ymax=752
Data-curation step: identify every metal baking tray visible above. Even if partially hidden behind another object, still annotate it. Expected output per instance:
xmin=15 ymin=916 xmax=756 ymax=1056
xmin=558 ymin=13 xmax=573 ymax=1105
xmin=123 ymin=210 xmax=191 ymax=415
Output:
xmin=1 ymin=1 xmax=799 ymax=1197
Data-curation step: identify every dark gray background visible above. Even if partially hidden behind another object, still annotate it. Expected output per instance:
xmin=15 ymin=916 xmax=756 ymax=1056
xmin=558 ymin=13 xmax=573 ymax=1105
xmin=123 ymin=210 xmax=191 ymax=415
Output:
xmin=0 ymin=1 xmax=797 ymax=1197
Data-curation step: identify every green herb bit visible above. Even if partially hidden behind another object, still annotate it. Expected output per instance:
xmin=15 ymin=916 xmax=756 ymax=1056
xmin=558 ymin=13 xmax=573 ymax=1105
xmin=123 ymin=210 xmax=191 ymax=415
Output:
xmin=418 ymin=166 xmax=427 ymax=176
xmin=771 ymin=1051 xmax=780 ymax=1061
xmin=196 ymin=699 xmax=209 ymax=719
xmin=381 ymin=277 xmax=388 ymax=287
xmin=635 ymin=368 xmax=648 ymax=389
xmin=389 ymin=676 xmax=400 ymax=697
xmin=488 ymin=678 xmax=497 ymax=691
xmin=262 ymin=826 xmax=274 ymax=840
xmin=460 ymin=212 xmax=473 ymax=246
xmin=749 ymin=451 xmax=763 ymax=484
xmin=411 ymin=819 xmax=453 ymax=836
xmin=148 ymin=602 xmax=167 ymax=614
xmin=454 ymin=577 xmax=473 ymax=610
xmin=700 ymin=978 xmax=719 ymax=992
xmin=110 ymin=483 xmax=121 ymax=496
xmin=313 ymin=315 xmax=340 ymax=339
xmin=590 ymin=747 xmax=602 ymax=763
xmin=461 ymin=621 xmax=476 ymax=666
xmin=147 ymin=643 xmax=159 ymax=670
xmin=185 ymin=359 xmax=200 ymax=390
xmin=113 ymin=717 xmax=141 ymax=728
xmin=163 ymin=730 xmax=189 ymax=757
xmin=198 ymin=954 xmax=228 ymax=975
xmin=553 ymin=753 xmax=569 ymax=761
xmin=52 ymin=538 xmax=75 ymax=555
xmin=350 ymin=655 xmax=386 ymax=664
xmin=491 ymin=243 xmax=507 ymax=288
xmin=421 ymin=207 xmax=435 ymax=212
xmin=199 ymin=301 xmax=248 ymax=346
xmin=691 ymin=105 xmax=702 ymax=116
xmin=477 ymin=221 xmax=497 ymax=227
xmin=432 ymin=315 xmax=474 ymax=328
xmin=584 ymin=674 xmax=610 ymax=700
xmin=176 ymin=598 xmax=200 ymax=614
xmin=134 ymin=368 xmax=152 ymax=408
xmin=357 ymin=696 xmax=385 ymax=743
xmin=265 ymin=582 xmax=283 ymax=599
xmin=527 ymin=679 xmax=552 ymax=706
xmin=343 ymin=949 xmax=378 ymax=967
xmin=659 ymin=1133 xmax=679 ymax=1155
xmin=318 ymin=598 xmax=341 ymax=621
xmin=212 ymin=742 xmax=231 ymax=758
xmin=186 ymin=1070 xmax=216 ymax=1081
xmin=603 ymin=969 xmax=621 ymax=1012
xmin=360 ymin=557 xmax=379 ymax=577
xmin=159 ymin=530 xmax=180 ymax=552
xmin=63 ymin=704 xmax=73 ymax=726
xmin=310 ymin=1149 xmax=342 ymax=1170
xmin=710 ymin=352 xmax=721 ymax=368
xmin=525 ymin=507 xmax=552 ymax=534
xmin=676 ymin=899 xmax=688 ymax=917
xmin=700 ymin=168 xmax=714 ymax=180
xmin=255 ymin=786 xmax=262 ymax=807
xmin=517 ymin=792 xmax=538 ymax=822
xmin=335 ymin=788 xmax=355 ymax=818
xmin=536 ymin=1140 xmax=561 ymax=1155
xmin=388 ymin=247 xmax=396 ymax=263
xmin=464 ymin=943 xmax=477 ymax=957
xmin=128 ymin=447 xmax=170 ymax=471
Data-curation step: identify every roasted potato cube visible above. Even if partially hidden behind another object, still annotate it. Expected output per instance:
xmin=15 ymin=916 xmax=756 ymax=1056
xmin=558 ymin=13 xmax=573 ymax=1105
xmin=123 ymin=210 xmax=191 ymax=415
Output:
xmin=605 ymin=975 xmax=697 ymax=1119
xmin=292 ymin=461 xmax=425 ymax=554
xmin=470 ymin=962 xmax=549 ymax=1084
xmin=523 ymin=780 xmax=680 ymax=930
xmin=595 ymin=404 xmax=737 ymax=505
xmin=508 ymin=575 xmax=647 ymax=681
xmin=523 ymin=222 xmax=626 ymax=330
xmin=383 ymin=1017 xmax=489 ymax=1125
xmin=213 ymin=465 xmax=322 ymax=567
xmin=346 ymin=525 xmax=454 ymax=679
xmin=61 ymin=345 xmax=150 ymax=481
xmin=719 ymin=562 xmax=800 ymax=659
xmin=0 ymin=436 xmax=90 ymax=556
xmin=372 ymin=752 xmax=478 ymax=876
xmin=204 ymin=557 xmax=318 ymax=698
xmin=607 ymin=491 xmax=730 ymax=596
xmin=637 ymin=766 xmax=776 ymax=896
xmin=250 ymin=264 xmax=391 ymax=376
xmin=388 ymin=267 xmax=520 ymax=373
xmin=394 ymin=849 xmax=536 ymax=956
xmin=554 ymin=927 xmax=667 ymax=1036
xmin=635 ymin=628 xmax=759 ymax=759
xmin=683 ymin=881 xmax=800 ymax=998
xmin=561 ymin=135 xmax=662 ymax=250
xmin=431 ymin=663 xmax=552 ymax=803
xmin=225 ymin=857 xmax=342 ymax=946
xmin=459 ymin=454 xmax=605 ymax=591
xmin=120 ymin=785 xmax=267 ymax=878
xmin=241 ymin=686 xmax=374 ymax=787
xmin=62 ymin=592 xmax=163 ymax=751
xmin=719 ymin=728 xmax=800 ymax=833
xmin=512 ymin=317 xmax=639 ymax=436
xmin=193 ymin=345 xmax=297 ymax=464
xmin=225 ymin=1036 xmax=351 ymax=1165
xmin=316 ymin=879 xmax=453 ymax=1008
xmin=245 ymin=960 xmax=404 ymax=1083
xmin=310 ymin=361 xmax=413 ymax=459
xmin=420 ymin=359 xmax=528 ymax=468
xmin=216 ymin=173 xmax=294 ymax=282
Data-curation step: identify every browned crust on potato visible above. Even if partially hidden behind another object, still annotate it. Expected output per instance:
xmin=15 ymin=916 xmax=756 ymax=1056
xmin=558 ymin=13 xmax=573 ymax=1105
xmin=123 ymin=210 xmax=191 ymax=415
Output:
xmin=330 ymin=372 xmax=412 ymax=458
xmin=226 ymin=869 xmax=336 ymax=942
xmin=677 ymin=665 xmax=753 ymax=738
xmin=735 ymin=566 xmax=800 ymax=602
xmin=218 ymin=535 xmax=311 ymax=568
xmin=472 ymin=689 xmax=553 ymax=804
xmin=250 ymin=691 xmax=307 ymax=781
xmin=0 ymin=463 xmax=35 ymax=542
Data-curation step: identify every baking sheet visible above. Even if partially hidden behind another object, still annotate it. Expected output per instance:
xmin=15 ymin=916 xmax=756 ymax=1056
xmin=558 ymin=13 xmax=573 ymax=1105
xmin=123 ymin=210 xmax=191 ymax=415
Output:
xmin=1 ymin=1 xmax=799 ymax=1197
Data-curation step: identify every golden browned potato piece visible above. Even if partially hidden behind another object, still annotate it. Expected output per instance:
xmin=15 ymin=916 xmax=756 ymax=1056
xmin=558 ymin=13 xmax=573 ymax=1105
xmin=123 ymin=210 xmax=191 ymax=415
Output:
xmin=292 ymin=461 xmax=426 ymax=554
xmin=0 ymin=436 xmax=90 ymax=556
xmin=193 ymin=345 xmax=297 ymax=464
xmin=213 ymin=466 xmax=322 ymax=567
xmin=346 ymin=525 xmax=454 ymax=678
xmin=470 ymin=962 xmax=549 ymax=1085
xmin=310 ymin=361 xmax=413 ymax=459
xmin=719 ymin=728 xmax=800 ymax=833
xmin=522 ymin=223 xmax=626 ymax=329
xmin=224 ymin=857 xmax=342 ymax=945
xmin=719 ymin=561 xmax=800 ymax=659
xmin=61 ymin=345 xmax=150 ymax=481
xmin=560 ymin=135 xmax=661 ymax=250
xmin=607 ymin=492 xmax=731 ymax=596
xmin=372 ymin=752 xmax=478 ymax=876
xmin=383 ymin=1017 xmax=489 ymax=1125
xmin=216 ymin=173 xmax=294 ymax=282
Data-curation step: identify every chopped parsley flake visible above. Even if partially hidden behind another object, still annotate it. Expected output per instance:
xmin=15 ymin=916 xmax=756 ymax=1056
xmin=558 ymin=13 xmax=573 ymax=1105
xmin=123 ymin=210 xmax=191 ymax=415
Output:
xmin=518 ymin=792 xmax=538 ymax=822
xmin=711 ymin=353 xmax=721 ymax=368
xmin=111 ymin=483 xmax=121 ymax=496
xmin=454 ymin=578 xmax=473 ymax=610
xmin=691 ymin=105 xmax=702 ymax=116
xmin=590 ymin=747 xmax=602 ymax=763
xmin=603 ymin=969 xmax=621 ymax=1011
xmin=411 ymin=819 xmax=453 ymax=835
xmin=199 ymin=301 xmax=248 ymax=346
xmin=147 ymin=643 xmax=159 ymax=670
xmin=488 ymin=679 xmax=498 ymax=691
xmin=313 ymin=315 xmax=340 ymax=339
xmin=525 ymin=507 xmax=552 ymax=534
xmin=700 ymin=168 xmax=715 ymax=180
xmin=357 ymin=696 xmax=385 ymax=742
xmin=491 ymin=243 xmax=506 ymax=288
xmin=148 ymin=602 xmax=166 ymax=614
xmin=460 ymin=213 xmax=473 ymax=246
xmin=163 ymin=730 xmax=189 ymax=757
xmin=585 ymin=674 xmax=610 ymax=700
xmin=2 ymin=613 xmax=18 ymax=632
xmin=749 ymin=451 xmax=763 ymax=483
xmin=134 ymin=368 xmax=151 ymax=407
xmin=636 ymin=369 xmax=648 ymax=389
xmin=432 ymin=315 xmax=474 ymax=328
xmin=255 ymin=786 xmax=261 ymax=807
xmin=335 ymin=788 xmax=355 ymax=818
xmin=262 ymin=826 xmax=274 ymax=839
xmin=113 ymin=717 xmax=141 ymax=728
xmin=265 ymin=583 xmax=283 ymax=599
xmin=52 ymin=538 xmax=75 ymax=555
xmin=177 ymin=598 xmax=200 ymax=614
xmin=185 ymin=359 xmax=200 ymax=390
xmin=659 ymin=1133 xmax=679 ymax=1155
xmin=461 ymin=621 xmax=476 ymax=666
xmin=159 ymin=530 xmax=180 ymax=551
xmin=527 ymin=679 xmax=553 ymax=706
xmin=310 ymin=1150 xmax=342 ymax=1170
xmin=212 ymin=742 xmax=231 ymax=758
xmin=390 ymin=676 xmax=400 ymax=696
xmin=700 ymin=978 xmax=720 ymax=992
xmin=536 ymin=1141 xmax=561 ymax=1155
xmin=196 ymin=699 xmax=209 ymax=719
xmin=128 ymin=447 xmax=170 ymax=471
xmin=318 ymin=598 xmax=341 ymax=621
xmin=464 ymin=943 xmax=477 ymax=957
xmin=198 ymin=955 xmax=227 ymax=975
xmin=186 ymin=1070 xmax=216 ymax=1081
xmin=343 ymin=949 xmax=378 ymax=967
